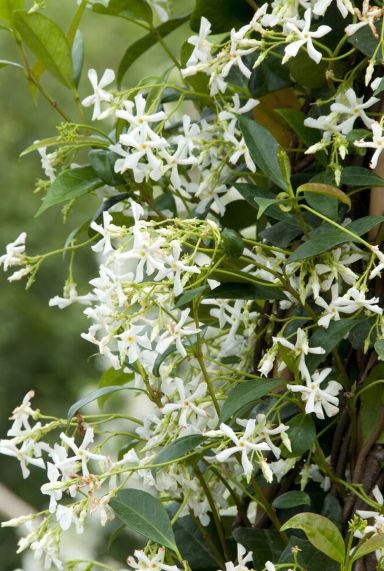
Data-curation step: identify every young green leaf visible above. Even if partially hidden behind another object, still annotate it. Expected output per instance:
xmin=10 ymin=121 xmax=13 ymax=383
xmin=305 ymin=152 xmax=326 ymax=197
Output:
xmin=281 ymin=513 xmax=345 ymax=564
xmin=110 ymin=488 xmax=177 ymax=551
xmin=237 ymin=115 xmax=288 ymax=191
xmin=36 ymin=166 xmax=104 ymax=216
xmin=272 ymin=491 xmax=311 ymax=510
xmin=297 ymin=183 xmax=351 ymax=209
xmin=92 ymin=0 xmax=153 ymax=23
xmin=14 ymin=11 xmax=74 ymax=88
xmin=0 ymin=0 xmax=23 ymax=25
xmin=220 ymin=379 xmax=285 ymax=422
xmin=117 ymin=15 xmax=189 ymax=87
xmin=352 ymin=533 xmax=384 ymax=562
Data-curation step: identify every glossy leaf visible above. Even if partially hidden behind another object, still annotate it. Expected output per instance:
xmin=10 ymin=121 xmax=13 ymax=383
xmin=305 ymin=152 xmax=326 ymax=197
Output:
xmin=348 ymin=21 xmax=383 ymax=62
xmin=153 ymin=435 xmax=205 ymax=467
xmin=278 ymin=536 xmax=339 ymax=571
xmin=306 ymin=319 xmax=358 ymax=371
xmin=278 ymin=109 xmax=320 ymax=148
xmin=297 ymin=183 xmax=351 ymax=209
xmin=117 ymin=15 xmax=189 ymax=87
xmin=341 ymin=166 xmax=384 ymax=187
xmin=36 ymin=166 xmax=104 ymax=216
xmin=190 ymin=0 xmax=253 ymax=34
xmin=249 ymin=55 xmax=292 ymax=98
xmin=174 ymin=515 xmax=221 ymax=570
xmin=283 ymin=414 xmax=316 ymax=457
xmin=281 ymin=513 xmax=345 ymax=564
xmin=272 ymin=491 xmax=311 ymax=510
xmin=206 ymin=282 xmax=287 ymax=302
xmin=14 ymin=11 xmax=74 ymax=88
xmin=98 ymin=368 xmax=134 ymax=407
xmin=67 ymin=385 xmax=141 ymax=419
xmin=222 ymin=228 xmax=245 ymax=257
xmin=352 ymin=532 xmax=384 ymax=561
xmin=238 ymin=115 xmax=288 ymax=191
xmin=0 ymin=0 xmax=23 ymax=25
xmin=220 ymin=379 xmax=285 ymax=422
xmin=92 ymin=0 xmax=153 ymax=23
xmin=175 ymin=286 xmax=207 ymax=308
xmin=110 ymin=488 xmax=177 ymax=551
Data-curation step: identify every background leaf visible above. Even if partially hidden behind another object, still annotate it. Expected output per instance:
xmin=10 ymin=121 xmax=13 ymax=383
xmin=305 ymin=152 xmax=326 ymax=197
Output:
xmin=272 ymin=491 xmax=311 ymax=510
xmin=67 ymin=385 xmax=141 ymax=419
xmin=220 ymin=379 xmax=285 ymax=422
xmin=153 ymin=435 xmax=205 ymax=467
xmin=233 ymin=528 xmax=285 ymax=568
xmin=283 ymin=414 xmax=316 ymax=457
xmin=190 ymin=0 xmax=253 ymax=34
xmin=92 ymin=0 xmax=153 ymax=23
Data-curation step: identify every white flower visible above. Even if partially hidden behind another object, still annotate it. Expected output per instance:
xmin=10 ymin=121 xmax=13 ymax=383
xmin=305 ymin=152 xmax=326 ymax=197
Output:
xmin=273 ymin=328 xmax=325 ymax=383
xmin=117 ymin=325 xmax=152 ymax=364
xmin=58 ymin=427 xmax=107 ymax=476
xmin=184 ymin=17 xmax=212 ymax=68
xmin=49 ymin=284 xmax=95 ymax=309
xmin=288 ymin=368 xmax=343 ymax=419
xmin=313 ymin=0 xmax=352 ymax=18
xmin=116 ymin=93 xmax=166 ymax=141
xmin=283 ymin=10 xmax=331 ymax=64
xmin=224 ymin=543 xmax=253 ymax=571
xmin=370 ymin=245 xmax=384 ymax=279
xmin=30 ymin=529 xmax=63 ymax=570
xmin=355 ymin=121 xmax=384 ymax=169
xmin=265 ymin=563 xmax=276 ymax=571
xmin=162 ymin=378 xmax=208 ymax=427
xmin=156 ymin=308 xmax=200 ymax=358
xmin=345 ymin=2 xmax=383 ymax=37
xmin=56 ymin=504 xmax=84 ymax=533
xmin=127 ymin=547 xmax=180 ymax=571
xmin=0 ymin=232 xmax=27 ymax=271
xmin=356 ymin=486 xmax=384 ymax=538
xmin=7 ymin=390 xmax=37 ymax=437
xmin=332 ymin=286 xmax=382 ymax=315
xmin=90 ymin=211 xmax=124 ymax=255
xmin=315 ymin=284 xmax=341 ymax=328
xmin=0 ymin=437 xmax=45 ymax=478
xmin=216 ymin=420 xmax=270 ymax=477
xmin=331 ymin=88 xmax=379 ymax=134
xmin=37 ymin=146 xmax=57 ymax=181
xmin=82 ymin=68 xmax=115 ymax=120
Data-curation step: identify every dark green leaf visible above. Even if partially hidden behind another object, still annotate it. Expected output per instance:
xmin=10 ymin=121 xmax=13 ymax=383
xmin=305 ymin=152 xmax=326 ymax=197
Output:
xmin=254 ymin=197 xmax=279 ymax=219
xmin=153 ymin=435 xmax=205 ymax=467
xmin=206 ymin=282 xmax=287 ymax=302
xmin=88 ymin=149 xmax=118 ymax=185
xmin=72 ymin=29 xmax=84 ymax=87
xmin=277 ymin=109 xmax=320 ymax=148
xmin=175 ymin=286 xmax=207 ymax=308
xmin=249 ymin=55 xmax=292 ymax=97
xmin=283 ymin=414 xmax=316 ymax=457
xmin=110 ymin=488 xmax=177 ymax=551
xmin=190 ymin=0 xmax=253 ymax=34
xmin=288 ymin=50 xmax=327 ymax=88
xmin=321 ymin=494 xmax=342 ymax=530
xmin=238 ymin=115 xmax=288 ymax=190
xmin=92 ymin=0 xmax=153 ymax=23
xmin=341 ymin=166 xmax=384 ymax=187
xmin=233 ymin=528 xmax=285 ymax=568
xmin=281 ymin=513 xmax=345 ymax=564
xmin=14 ymin=11 xmax=74 ymax=88
xmin=220 ymin=379 xmax=285 ymax=422
xmin=222 ymin=228 xmax=245 ymax=257
xmin=117 ymin=15 xmax=189 ymax=87
xmin=36 ymin=166 xmax=104 ymax=216
xmin=221 ymin=199 xmax=257 ymax=229
xmin=272 ymin=491 xmax=311 ymax=510
xmin=278 ymin=536 xmax=339 ymax=571
xmin=307 ymin=319 xmax=358 ymax=371
xmin=67 ymin=385 xmax=141 ymax=419
xmin=348 ymin=21 xmax=383 ymax=62
xmin=174 ymin=515 xmax=221 ymax=570
xmin=98 ymin=368 xmax=134 ymax=407
xmin=260 ymin=218 xmax=303 ymax=247
xmin=288 ymin=216 xmax=384 ymax=263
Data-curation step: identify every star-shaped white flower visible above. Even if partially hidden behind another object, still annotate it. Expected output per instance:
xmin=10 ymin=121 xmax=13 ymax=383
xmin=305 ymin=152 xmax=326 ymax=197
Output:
xmin=288 ymin=368 xmax=342 ymax=419
xmin=82 ymin=68 xmax=115 ymax=120
xmin=355 ymin=121 xmax=384 ymax=169
xmin=283 ymin=9 xmax=331 ymax=64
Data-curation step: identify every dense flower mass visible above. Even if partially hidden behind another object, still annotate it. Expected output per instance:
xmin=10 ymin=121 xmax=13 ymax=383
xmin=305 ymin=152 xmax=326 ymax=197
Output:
xmin=1 ymin=0 xmax=384 ymax=570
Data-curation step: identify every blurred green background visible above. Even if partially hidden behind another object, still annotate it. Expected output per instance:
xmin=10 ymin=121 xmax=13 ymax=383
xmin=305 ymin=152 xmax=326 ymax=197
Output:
xmin=0 ymin=1 xmax=191 ymax=568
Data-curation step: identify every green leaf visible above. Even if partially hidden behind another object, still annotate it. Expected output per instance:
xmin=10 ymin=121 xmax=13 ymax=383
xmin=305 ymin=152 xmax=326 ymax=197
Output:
xmin=67 ymin=385 xmax=141 ymax=419
xmin=190 ymin=0 xmax=253 ymax=34
xmin=288 ymin=50 xmax=327 ymax=89
xmin=0 ymin=58 xmax=23 ymax=70
xmin=0 ymin=0 xmax=23 ymax=25
xmin=175 ymin=286 xmax=207 ymax=308
xmin=153 ymin=435 xmax=205 ymax=468
xmin=237 ymin=115 xmax=288 ymax=191
xmin=260 ymin=218 xmax=303 ymax=248
xmin=277 ymin=109 xmax=321 ymax=149
xmin=110 ymin=488 xmax=177 ymax=551
xmin=375 ymin=339 xmax=384 ymax=361
xmin=352 ymin=533 xmax=384 ymax=562
xmin=36 ymin=166 xmax=104 ymax=216
xmin=278 ymin=536 xmax=339 ymax=571
xmin=206 ymin=282 xmax=287 ymax=302
xmin=88 ymin=149 xmax=119 ymax=185
xmin=221 ymin=228 xmax=245 ymax=257
xmin=348 ymin=21 xmax=383 ymax=63
xmin=92 ymin=0 xmax=153 ymax=23
xmin=14 ymin=11 xmax=74 ymax=88
xmin=98 ymin=368 xmax=134 ymax=407
xmin=341 ymin=166 xmax=384 ymax=187
xmin=281 ymin=513 xmax=345 ymax=564
xmin=298 ymin=183 xmax=351 ymax=209
xmin=249 ymin=55 xmax=292 ymax=98
xmin=283 ymin=414 xmax=316 ymax=458
xmin=173 ymin=515 xmax=221 ymax=570
xmin=307 ymin=319 xmax=358 ymax=371
xmin=221 ymin=199 xmax=258 ymax=230
xmin=254 ymin=197 xmax=279 ymax=219
xmin=288 ymin=216 xmax=384 ymax=263
xmin=220 ymin=379 xmax=285 ymax=422
xmin=272 ymin=491 xmax=311 ymax=510
xmin=373 ymin=78 xmax=384 ymax=96
xmin=72 ymin=29 xmax=84 ymax=87
xmin=117 ymin=15 xmax=189 ymax=87
xmin=233 ymin=528 xmax=285 ymax=569
xmin=21 ymin=135 xmax=109 ymax=156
